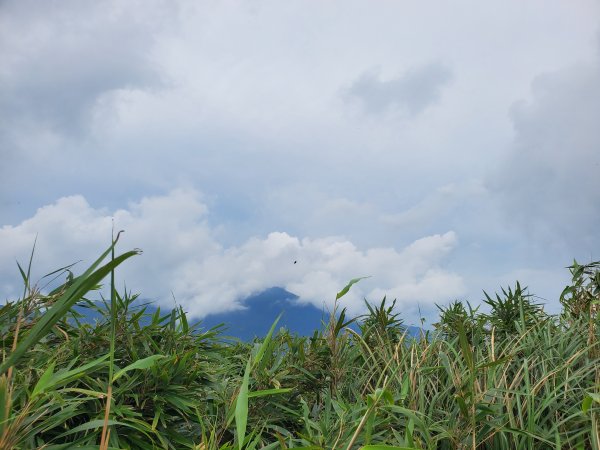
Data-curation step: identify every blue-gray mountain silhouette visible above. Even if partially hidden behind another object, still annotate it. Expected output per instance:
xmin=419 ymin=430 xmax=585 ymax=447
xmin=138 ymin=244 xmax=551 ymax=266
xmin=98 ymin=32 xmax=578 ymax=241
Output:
xmin=74 ymin=287 xmax=423 ymax=341
xmin=201 ymin=287 xmax=327 ymax=340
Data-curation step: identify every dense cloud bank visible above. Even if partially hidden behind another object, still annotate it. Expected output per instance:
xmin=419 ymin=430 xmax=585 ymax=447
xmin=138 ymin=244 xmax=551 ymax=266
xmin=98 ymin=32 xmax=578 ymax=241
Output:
xmin=490 ymin=56 xmax=600 ymax=255
xmin=0 ymin=190 xmax=464 ymax=320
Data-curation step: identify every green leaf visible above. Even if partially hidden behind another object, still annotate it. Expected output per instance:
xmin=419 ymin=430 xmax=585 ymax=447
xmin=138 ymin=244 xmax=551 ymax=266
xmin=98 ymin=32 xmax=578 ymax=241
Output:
xmin=375 ymin=387 xmax=394 ymax=405
xmin=0 ymin=375 xmax=9 ymax=437
xmin=360 ymin=446 xmax=417 ymax=450
xmin=406 ymin=418 xmax=415 ymax=447
xmin=43 ymin=355 xmax=109 ymax=394
xmin=292 ymin=447 xmax=324 ymax=450
xmin=58 ymin=387 xmax=107 ymax=398
xmin=235 ymin=315 xmax=282 ymax=450
xmin=17 ymin=235 xmax=36 ymax=298
xmin=0 ymin=240 xmax=140 ymax=375
xmin=179 ymin=306 xmax=189 ymax=333
xmin=235 ymin=358 xmax=251 ymax=450
xmin=55 ymin=419 xmax=124 ymax=438
xmin=16 ymin=261 xmax=28 ymax=288
xmin=247 ymin=388 xmax=292 ymax=398
xmin=152 ymin=407 xmax=162 ymax=431
xmin=253 ymin=314 xmax=281 ymax=367
xmin=43 ymin=446 xmax=122 ymax=450
xmin=476 ymin=355 xmax=512 ymax=370
xmin=456 ymin=320 xmax=473 ymax=371
xmin=582 ymin=393 xmax=600 ymax=414
xmin=455 ymin=394 xmax=469 ymax=418
xmin=31 ymin=361 xmax=56 ymax=398
xmin=400 ymin=374 xmax=410 ymax=402
xmin=113 ymin=354 xmax=165 ymax=382
xmin=336 ymin=277 xmax=370 ymax=300
xmin=385 ymin=405 xmax=431 ymax=444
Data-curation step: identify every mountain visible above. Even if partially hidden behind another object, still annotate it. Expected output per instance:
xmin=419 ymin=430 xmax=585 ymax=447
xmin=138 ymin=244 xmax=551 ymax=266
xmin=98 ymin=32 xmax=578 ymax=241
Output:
xmin=201 ymin=287 xmax=327 ymax=340
xmin=188 ymin=288 xmax=424 ymax=340
xmin=73 ymin=287 xmax=424 ymax=340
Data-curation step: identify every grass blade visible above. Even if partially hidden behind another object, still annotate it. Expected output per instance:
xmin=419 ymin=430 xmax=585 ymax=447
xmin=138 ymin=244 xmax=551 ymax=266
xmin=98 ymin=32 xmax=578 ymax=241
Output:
xmin=112 ymin=355 xmax=165 ymax=382
xmin=0 ymin=242 xmax=140 ymax=375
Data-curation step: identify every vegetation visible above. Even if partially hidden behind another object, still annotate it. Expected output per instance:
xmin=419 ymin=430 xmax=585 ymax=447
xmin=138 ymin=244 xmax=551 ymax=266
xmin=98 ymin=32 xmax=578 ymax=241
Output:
xmin=1 ymin=239 xmax=599 ymax=449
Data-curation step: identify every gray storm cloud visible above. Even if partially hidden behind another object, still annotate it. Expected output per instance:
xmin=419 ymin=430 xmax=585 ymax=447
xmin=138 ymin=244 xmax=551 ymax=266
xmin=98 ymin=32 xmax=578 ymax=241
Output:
xmin=0 ymin=0 xmax=167 ymax=136
xmin=345 ymin=63 xmax=453 ymax=116
xmin=489 ymin=54 xmax=600 ymax=255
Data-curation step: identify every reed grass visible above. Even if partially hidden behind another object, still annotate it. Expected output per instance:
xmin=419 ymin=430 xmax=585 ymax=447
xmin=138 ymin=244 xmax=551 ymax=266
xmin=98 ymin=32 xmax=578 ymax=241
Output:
xmin=0 ymin=242 xmax=598 ymax=449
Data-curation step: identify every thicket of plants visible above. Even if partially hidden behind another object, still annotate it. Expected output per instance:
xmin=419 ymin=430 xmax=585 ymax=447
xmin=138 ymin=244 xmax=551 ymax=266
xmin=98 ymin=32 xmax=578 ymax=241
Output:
xmin=1 ymin=237 xmax=599 ymax=449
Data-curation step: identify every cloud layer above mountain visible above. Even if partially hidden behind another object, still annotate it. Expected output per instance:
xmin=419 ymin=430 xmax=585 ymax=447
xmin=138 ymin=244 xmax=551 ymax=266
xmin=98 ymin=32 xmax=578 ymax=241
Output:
xmin=0 ymin=190 xmax=463 ymax=320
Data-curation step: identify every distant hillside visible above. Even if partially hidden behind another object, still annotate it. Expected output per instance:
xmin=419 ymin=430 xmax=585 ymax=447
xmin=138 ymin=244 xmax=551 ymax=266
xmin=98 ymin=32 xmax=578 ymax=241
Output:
xmin=200 ymin=288 xmax=425 ymax=340
xmin=74 ymin=287 xmax=423 ymax=340
xmin=201 ymin=287 xmax=327 ymax=340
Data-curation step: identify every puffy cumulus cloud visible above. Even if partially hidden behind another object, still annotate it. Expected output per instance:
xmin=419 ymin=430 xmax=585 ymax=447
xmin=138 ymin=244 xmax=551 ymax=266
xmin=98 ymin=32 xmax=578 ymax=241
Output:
xmin=0 ymin=190 xmax=464 ymax=321
xmin=345 ymin=63 xmax=453 ymax=117
xmin=489 ymin=48 xmax=600 ymax=255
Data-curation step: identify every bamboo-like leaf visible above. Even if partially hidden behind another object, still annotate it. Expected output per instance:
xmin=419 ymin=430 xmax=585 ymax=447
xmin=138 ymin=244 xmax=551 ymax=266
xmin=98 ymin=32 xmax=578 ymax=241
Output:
xmin=179 ymin=306 xmax=188 ymax=333
xmin=476 ymin=355 xmax=512 ymax=370
xmin=406 ymin=418 xmax=415 ymax=447
xmin=360 ymin=446 xmax=417 ymax=450
xmin=291 ymin=447 xmax=324 ymax=450
xmin=56 ymin=419 xmax=125 ymax=438
xmin=385 ymin=405 xmax=431 ymax=444
xmin=253 ymin=314 xmax=281 ymax=367
xmin=16 ymin=261 xmax=28 ymax=289
xmin=16 ymin=235 xmax=36 ymax=298
xmin=0 ymin=374 xmax=8 ymax=437
xmin=456 ymin=320 xmax=473 ymax=371
xmin=247 ymin=388 xmax=292 ymax=398
xmin=0 ymin=242 xmax=140 ymax=375
xmin=235 ymin=315 xmax=281 ymax=450
xmin=235 ymin=357 xmax=251 ymax=450
xmin=455 ymin=394 xmax=469 ymax=419
xmin=33 ymin=355 xmax=109 ymax=398
xmin=58 ymin=387 xmax=107 ymax=398
xmin=336 ymin=277 xmax=370 ymax=300
xmin=31 ymin=361 xmax=56 ymax=398
xmin=43 ymin=446 xmax=122 ymax=450
xmin=583 ymin=393 xmax=600 ymax=414
xmin=112 ymin=355 xmax=165 ymax=382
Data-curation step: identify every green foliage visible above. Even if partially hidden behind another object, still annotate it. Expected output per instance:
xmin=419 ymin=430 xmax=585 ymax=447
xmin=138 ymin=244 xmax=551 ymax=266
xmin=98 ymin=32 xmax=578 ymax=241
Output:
xmin=482 ymin=282 xmax=546 ymax=336
xmin=434 ymin=300 xmax=481 ymax=343
xmin=1 ymin=245 xmax=599 ymax=449
xmin=561 ymin=260 xmax=600 ymax=319
xmin=359 ymin=297 xmax=405 ymax=349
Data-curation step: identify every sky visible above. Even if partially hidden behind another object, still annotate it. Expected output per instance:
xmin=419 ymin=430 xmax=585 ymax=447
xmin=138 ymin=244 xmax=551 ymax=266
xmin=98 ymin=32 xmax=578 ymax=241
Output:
xmin=1 ymin=0 xmax=599 ymax=325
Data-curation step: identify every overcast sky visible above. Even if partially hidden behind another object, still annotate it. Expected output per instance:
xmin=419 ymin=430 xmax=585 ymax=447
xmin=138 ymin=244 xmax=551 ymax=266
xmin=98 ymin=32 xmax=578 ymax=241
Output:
xmin=1 ymin=0 xmax=599 ymax=323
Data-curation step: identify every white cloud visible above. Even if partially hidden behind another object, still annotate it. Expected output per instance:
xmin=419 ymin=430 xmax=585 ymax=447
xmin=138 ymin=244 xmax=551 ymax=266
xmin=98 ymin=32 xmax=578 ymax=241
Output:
xmin=0 ymin=190 xmax=464 ymax=321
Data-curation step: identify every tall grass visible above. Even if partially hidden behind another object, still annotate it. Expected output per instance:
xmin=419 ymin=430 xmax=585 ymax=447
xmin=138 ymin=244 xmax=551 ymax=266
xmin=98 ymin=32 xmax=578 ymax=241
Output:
xmin=0 ymin=242 xmax=598 ymax=449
